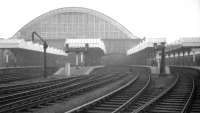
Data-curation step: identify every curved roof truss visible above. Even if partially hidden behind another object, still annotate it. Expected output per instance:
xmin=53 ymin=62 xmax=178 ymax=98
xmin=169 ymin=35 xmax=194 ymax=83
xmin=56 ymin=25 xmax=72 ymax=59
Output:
xmin=13 ymin=7 xmax=138 ymax=39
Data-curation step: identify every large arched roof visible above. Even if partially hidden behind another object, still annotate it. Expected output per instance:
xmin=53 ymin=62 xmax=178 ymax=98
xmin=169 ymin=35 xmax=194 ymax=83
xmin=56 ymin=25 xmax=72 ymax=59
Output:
xmin=13 ymin=7 xmax=138 ymax=40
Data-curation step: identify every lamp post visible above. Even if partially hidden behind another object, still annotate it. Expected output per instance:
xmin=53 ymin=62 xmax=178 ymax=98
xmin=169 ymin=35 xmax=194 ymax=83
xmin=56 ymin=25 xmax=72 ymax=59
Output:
xmin=32 ymin=31 xmax=48 ymax=78
xmin=160 ymin=42 xmax=166 ymax=75
xmin=153 ymin=43 xmax=158 ymax=66
xmin=84 ymin=43 xmax=89 ymax=66
xmin=168 ymin=48 xmax=172 ymax=65
xmin=153 ymin=42 xmax=166 ymax=75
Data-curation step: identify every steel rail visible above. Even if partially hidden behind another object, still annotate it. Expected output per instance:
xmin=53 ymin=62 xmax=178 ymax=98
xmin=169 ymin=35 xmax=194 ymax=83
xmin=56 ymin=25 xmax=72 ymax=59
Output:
xmin=0 ymin=67 xmax=104 ymax=91
xmin=0 ymin=67 xmax=57 ymax=83
xmin=24 ymin=73 xmax=126 ymax=107
xmin=133 ymin=74 xmax=179 ymax=113
xmin=170 ymin=66 xmax=200 ymax=113
xmin=0 ymin=76 xmax=89 ymax=104
xmin=0 ymin=72 xmax=108 ymax=104
xmin=190 ymin=79 xmax=200 ymax=113
xmin=0 ymin=73 xmax=113 ymax=107
xmin=111 ymin=73 xmax=151 ymax=113
xmin=0 ymin=76 xmax=84 ymax=95
xmin=0 ymin=75 xmax=81 ymax=89
xmin=0 ymin=66 xmax=102 ymax=93
xmin=181 ymin=75 xmax=196 ymax=113
xmin=65 ymin=73 xmax=140 ymax=113
xmin=1 ymin=72 xmax=127 ymax=113
xmin=0 ymin=70 xmax=106 ymax=95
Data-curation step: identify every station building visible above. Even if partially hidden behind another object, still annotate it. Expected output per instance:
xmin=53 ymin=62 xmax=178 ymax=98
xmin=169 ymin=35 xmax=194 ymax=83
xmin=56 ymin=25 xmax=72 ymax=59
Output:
xmin=13 ymin=7 xmax=140 ymax=54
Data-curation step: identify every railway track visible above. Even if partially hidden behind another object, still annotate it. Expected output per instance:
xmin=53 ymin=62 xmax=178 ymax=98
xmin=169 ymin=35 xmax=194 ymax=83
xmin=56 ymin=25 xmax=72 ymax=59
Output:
xmin=190 ymin=79 xmax=200 ymax=113
xmin=0 ymin=67 xmax=58 ymax=84
xmin=0 ymin=76 xmax=84 ymax=95
xmin=65 ymin=69 xmax=150 ymax=113
xmin=135 ymin=74 xmax=195 ymax=113
xmin=0 ymin=75 xmax=92 ymax=105
xmin=169 ymin=66 xmax=200 ymax=113
xmin=65 ymin=67 xmax=196 ymax=113
xmin=112 ymin=77 xmax=169 ymax=113
xmin=0 ymin=67 xmax=106 ymax=95
xmin=0 ymin=70 xmax=131 ymax=113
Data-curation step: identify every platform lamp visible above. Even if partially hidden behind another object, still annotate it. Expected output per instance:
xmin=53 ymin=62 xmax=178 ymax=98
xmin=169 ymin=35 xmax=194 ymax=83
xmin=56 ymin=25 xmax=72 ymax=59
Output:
xmin=153 ymin=42 xmax=166 ymax=75
xmin=160 ymin=42 xmax=166 ymax=75
xmin=153 ymin=43 xmax=158 ymax=66
xmin=32 ymin=31 xmax=48 ymax=78
xmin=84 ymin=43 xmax=89 ymax=66
xmin=65 ymin=43 xmax=69 ymax=53
xmin=85 ymin=43 xmax=89 ymax=52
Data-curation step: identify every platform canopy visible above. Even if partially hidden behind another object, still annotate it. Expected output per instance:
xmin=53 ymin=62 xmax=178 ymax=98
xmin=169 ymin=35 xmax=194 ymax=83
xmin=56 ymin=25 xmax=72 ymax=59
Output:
xmin=127 ymin=38 xmax=166 ymax=55
xmin=0 ymin=39 xmax=67 ymax=56
xmin=165 ymin=37 xmax=200 ymax=54
xmin=65 ymin=38 xmax=107 ymax=54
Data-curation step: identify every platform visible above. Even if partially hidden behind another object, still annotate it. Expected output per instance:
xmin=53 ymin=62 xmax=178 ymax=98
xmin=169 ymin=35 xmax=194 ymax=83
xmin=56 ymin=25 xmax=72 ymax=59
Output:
xmin=131 ymin=65 xmax=170 ymax=75
xmin=53 ymin=65 xmax=104 ymax=78
xmin=170 ymin=65 xmax=200 ymax=70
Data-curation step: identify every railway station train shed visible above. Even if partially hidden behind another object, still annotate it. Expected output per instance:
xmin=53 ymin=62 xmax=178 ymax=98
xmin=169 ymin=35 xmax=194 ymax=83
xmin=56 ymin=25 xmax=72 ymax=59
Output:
xmin=0 ymin=7 xmax=142 ymax=67
xmin=0 ymin=6 xmax=200 ymax=113
xmin=165 ymin=38 xmax=200 ymax=66
xmin=127 ymin=37 xmax=200 ymax=66
xmin=13 ymin=7 xmax=141 ymax=54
